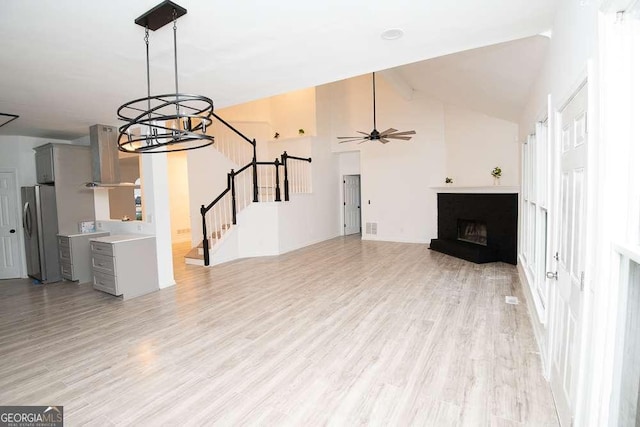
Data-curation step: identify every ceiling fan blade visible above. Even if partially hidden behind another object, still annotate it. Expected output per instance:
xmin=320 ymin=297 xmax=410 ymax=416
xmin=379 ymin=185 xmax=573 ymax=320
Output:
xmin=386 ymin=136 xmax=413 ymax=140
xmin=387 ymin=130 xmax=416 ymax=136
xmin=379 ymin=128 xmax=397 ymax=136
xmin=356 ymin=131 xmax=371 ymax=136
xmin=379 ymin=138 xmax=390 ymax=144
xmin=337 ymin=136 xmax=362 ymax=139
xmin=338 ymin=138 xmax=365 ymax=144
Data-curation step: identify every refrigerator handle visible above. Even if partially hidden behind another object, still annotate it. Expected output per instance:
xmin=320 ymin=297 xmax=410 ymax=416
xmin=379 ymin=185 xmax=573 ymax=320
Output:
xmin=23 ymin=202 xmax=32 ymax=237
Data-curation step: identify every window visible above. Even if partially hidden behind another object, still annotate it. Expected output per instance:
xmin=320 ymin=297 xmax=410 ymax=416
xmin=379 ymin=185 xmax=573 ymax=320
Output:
xmin=520 ymin=119 xmax=550 ymax=320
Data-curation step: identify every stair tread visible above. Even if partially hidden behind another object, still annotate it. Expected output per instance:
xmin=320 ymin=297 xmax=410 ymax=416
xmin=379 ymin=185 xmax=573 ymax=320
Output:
xmin=184 ymin=247 xmax=204 ymax=260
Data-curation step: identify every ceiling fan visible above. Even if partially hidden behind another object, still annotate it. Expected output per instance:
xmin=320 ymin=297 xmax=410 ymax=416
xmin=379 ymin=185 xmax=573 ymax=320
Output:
xmin=337 ymin=72 xmax=416 ymax=144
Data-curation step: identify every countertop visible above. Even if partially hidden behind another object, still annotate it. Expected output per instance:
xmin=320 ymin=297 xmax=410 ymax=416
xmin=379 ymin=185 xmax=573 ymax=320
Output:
xmin=58 ymin=231 xmax=110 ymax=238
xmin=90 ymin=234 xmax=155 ymax=244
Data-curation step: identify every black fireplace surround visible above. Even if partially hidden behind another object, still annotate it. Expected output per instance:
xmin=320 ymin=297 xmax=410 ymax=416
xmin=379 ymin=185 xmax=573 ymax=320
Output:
xmin=430 ymin=193 xmax=518 ymax=265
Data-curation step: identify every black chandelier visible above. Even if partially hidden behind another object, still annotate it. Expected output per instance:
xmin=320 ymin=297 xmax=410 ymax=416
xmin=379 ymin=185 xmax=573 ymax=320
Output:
xmin=117 ymin=1 xmax=214 ymax=153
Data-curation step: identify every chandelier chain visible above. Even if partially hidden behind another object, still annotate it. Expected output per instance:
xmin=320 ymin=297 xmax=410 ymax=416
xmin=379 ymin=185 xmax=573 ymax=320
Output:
xmin=173 ymin=8 xmax=180 ymax=118
xmin=145 ymin=26 xmax=152 ymax=127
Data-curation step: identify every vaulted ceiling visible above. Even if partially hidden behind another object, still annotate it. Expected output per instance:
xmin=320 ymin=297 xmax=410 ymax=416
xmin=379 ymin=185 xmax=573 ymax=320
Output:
xmin=391 ymin=35 xmax=549 ymax=123
xmin=0 ymin=0 xmax=555 ymax=139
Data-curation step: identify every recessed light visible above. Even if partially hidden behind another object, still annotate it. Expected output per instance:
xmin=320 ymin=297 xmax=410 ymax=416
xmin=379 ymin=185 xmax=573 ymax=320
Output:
xmin=381 ymin=28 xmax=404 ymax=41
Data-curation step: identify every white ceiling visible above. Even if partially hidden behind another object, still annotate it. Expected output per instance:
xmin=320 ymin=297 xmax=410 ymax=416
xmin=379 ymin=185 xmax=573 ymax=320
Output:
xmin=0 ymin=0 xmax=555 ymax=139
xmin=392 ymin=35 xmax=550 ymax=122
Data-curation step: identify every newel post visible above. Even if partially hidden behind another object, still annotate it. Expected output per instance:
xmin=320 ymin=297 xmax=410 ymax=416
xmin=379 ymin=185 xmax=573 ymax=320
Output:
xmin=252 ymin=139 xmax=259 ymax=203
xmin=230 ymin=170 xmax=237 ymax=225
xmin=282 ymin=151 xmax=290 ymax=201
xmin=274 ymin=158 xmax=281 ymax=202
xmin=200 ymin=204 xmax=209 ymax=266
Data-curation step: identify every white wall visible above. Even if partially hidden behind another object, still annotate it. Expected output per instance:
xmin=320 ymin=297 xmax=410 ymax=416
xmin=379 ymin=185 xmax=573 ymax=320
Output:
xmin=444 ymin=104 xmax=520 ymax=187
xmin=550 ymin=0 xmax=599 ymax=105
xmin=237 ymin=203 xmax=280 ymax=257
xmin=140 ymin=154 xmax=174 ymax=288
xmin=321 ymin=74 xmax=519 ymax=244
xmin=519 ymin=53 xmax=551 ymax=141
xmin=338 ymin=151 xmax=360 ymax=176
xmin=323 ymin=75 xmax=447 ymax=243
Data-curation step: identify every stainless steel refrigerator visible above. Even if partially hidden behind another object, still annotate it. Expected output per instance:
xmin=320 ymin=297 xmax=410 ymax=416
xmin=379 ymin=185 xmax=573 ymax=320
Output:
xmin=21 ymin=185 xmax=61 ymax=283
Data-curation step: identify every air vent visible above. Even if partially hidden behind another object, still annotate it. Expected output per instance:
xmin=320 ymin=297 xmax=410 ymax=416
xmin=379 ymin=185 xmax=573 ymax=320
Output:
xmin=365 ymin=222 xmax=378 ymax=235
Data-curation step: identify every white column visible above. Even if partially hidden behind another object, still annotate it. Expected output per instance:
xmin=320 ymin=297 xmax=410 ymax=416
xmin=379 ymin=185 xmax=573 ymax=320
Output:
xmin=141 ymin=153 xmax=175 ymax=288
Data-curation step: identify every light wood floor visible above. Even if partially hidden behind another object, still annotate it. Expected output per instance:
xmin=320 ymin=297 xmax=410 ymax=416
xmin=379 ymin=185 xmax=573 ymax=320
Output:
xmin=0 ymin=236 xmax=558 ymax=426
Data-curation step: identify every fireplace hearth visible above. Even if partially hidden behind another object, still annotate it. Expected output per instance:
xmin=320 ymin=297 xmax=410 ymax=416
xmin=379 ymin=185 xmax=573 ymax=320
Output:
xmin=430 ymin=192 xmax=518 ymax=264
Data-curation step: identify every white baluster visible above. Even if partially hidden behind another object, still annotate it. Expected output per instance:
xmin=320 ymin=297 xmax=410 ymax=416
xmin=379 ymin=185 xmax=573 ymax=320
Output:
xmin=224 ymin=195 xmax=229 ymax=232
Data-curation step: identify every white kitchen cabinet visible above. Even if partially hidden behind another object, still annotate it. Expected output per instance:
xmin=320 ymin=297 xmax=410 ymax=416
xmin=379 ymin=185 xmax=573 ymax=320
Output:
xmin=90 ymin=234 xmax=158 ymax=300
xmin=58 ymin=232 xmax=109 ymax=283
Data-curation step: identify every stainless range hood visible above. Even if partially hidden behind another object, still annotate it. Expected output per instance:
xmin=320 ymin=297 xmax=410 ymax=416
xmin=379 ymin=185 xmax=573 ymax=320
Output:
xmin=87 ymin=124 xmax=139 ymax=188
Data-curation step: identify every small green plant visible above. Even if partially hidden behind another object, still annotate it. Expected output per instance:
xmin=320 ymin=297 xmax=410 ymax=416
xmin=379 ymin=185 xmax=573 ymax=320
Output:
xmin=445 ymin=177 xmax=453 ymax=184
xmin=298 ymin=128 xmax=305 ymax=135
xmin=491 ymin=166 xmax=502 ymax=179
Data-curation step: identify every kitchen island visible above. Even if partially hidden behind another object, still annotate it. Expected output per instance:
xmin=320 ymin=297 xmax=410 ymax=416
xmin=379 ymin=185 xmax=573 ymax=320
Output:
xmin=90 ymin=234 xmax=159 ymax=300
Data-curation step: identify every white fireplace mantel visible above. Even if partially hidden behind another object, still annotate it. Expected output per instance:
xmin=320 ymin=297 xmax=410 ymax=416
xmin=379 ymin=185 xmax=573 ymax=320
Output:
xmin=430 ymin=186 xmax=520 ymax=194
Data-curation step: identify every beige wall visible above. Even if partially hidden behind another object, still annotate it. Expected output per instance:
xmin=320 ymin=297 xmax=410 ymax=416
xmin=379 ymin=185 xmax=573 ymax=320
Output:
xmin=167 ymin=152 xmax=191 ymax=243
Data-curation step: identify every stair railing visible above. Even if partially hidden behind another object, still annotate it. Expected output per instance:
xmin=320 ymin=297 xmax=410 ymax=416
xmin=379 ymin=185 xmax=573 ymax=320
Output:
xmin=281 ymin=151 xmax=313 ymax=201
xmin=256 ymin=159 xmax=282 ymax=202
xmin=199 ymin=114 xmax=312 ymax=266
xmin=200 ymin=153 xmax=311 ymax=266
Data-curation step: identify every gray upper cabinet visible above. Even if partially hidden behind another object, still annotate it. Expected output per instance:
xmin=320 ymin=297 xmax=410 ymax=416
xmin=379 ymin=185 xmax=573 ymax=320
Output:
xmin=34 ymin=143 xmax=96 ymax=235
xmin=35 ymin=145 xmax=55 ymax=184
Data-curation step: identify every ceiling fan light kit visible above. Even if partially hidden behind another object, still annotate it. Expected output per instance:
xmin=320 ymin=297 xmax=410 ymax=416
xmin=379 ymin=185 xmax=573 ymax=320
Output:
xmin=337 ymin=72 xmax=416 ymax=145
xmin=116 ymin=0 xmax=215 ymax=153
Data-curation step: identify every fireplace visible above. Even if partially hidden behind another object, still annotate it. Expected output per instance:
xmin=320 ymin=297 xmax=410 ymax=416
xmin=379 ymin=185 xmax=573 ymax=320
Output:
xmin=457 ymin=219 xmax=487 ymax=246
xmin=430 ymin=192 xmax=518 ymax=264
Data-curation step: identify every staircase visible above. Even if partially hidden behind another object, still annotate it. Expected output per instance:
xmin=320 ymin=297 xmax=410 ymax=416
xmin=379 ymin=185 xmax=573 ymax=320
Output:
xmin=184 ymin=113 xmax=312 ymax=266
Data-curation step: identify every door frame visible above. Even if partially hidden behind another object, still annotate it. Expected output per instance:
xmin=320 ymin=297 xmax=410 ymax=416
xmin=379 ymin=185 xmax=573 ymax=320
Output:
xmin=0 ymin=168 xmax=24 ymax=279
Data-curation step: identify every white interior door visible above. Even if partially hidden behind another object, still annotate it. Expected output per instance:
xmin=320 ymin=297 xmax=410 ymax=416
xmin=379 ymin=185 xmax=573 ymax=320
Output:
xmin=550 ymin=83 xmax=588 ymax=426
xmin=343 ymin=175 xmax=361 ymax=235
xmin=0 ymin=171 xmax=21 ymax=279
